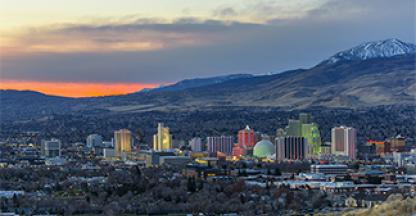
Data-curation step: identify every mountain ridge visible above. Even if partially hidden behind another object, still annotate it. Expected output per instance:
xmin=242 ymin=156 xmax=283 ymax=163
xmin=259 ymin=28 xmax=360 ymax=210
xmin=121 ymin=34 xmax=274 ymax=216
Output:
xmin=139 ymin=74 xmax=254 ymax=93
xmin=323 ymin=38 xmax=416 ymax=64
xmin=1 ymin=38 xmax=415 ymax=120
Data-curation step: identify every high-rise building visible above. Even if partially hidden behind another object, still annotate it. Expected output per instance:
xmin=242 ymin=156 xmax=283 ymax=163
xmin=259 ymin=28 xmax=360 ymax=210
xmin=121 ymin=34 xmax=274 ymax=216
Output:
xmin=114 ymin=129 xmax=132 ymax=156
xmin=189 ymin=137 xmax=203 ymax=152
xmin=238 ymin=125 xmax=255 ymax=148
xmin=301 ymin=123 xmax=322 ymax=154
xmin=276 ymin=128 xmax=286 ymax=138
xmin=153 ymin=123 xmax=172 ymax=151
xmin=275 ymin=136 xmax=307 ymax=161
xmin=232 ymin=125 xmax=255 ymax=156
xmin=41 ymin=138 xmax=61 ymax=158
xmin=86 ymin=134 xmax=103 ymax=148
xmin=286 ymin=113 xmax=322 ymax=155
xmin=299 ymin=113 xmax=312 ymax=124
xmin=286 ymin=119 xmax=302 ymax=137
xmin=331 ymin=126 xmax=356 ymax=159
xmin=207 ymin=136 xmax=233 ymax=156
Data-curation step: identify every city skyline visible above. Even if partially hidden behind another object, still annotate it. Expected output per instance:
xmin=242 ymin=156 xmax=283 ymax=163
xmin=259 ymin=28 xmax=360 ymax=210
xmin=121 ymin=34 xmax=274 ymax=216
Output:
xmin=0 ymin=1 xmax=415 ymax=215
xmin=0 ymin=0 xmax=414 ymax=97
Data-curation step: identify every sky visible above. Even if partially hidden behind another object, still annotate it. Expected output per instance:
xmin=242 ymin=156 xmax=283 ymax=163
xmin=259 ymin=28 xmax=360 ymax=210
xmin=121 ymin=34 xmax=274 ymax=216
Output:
xmin=0 ymin=0 xmax=415 ymax=97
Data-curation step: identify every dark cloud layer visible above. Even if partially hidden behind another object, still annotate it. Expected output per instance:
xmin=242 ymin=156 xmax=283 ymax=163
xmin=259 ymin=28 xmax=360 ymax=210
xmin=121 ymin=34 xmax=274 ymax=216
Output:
xmin=1 ymin=0 xmax=414 ymax=84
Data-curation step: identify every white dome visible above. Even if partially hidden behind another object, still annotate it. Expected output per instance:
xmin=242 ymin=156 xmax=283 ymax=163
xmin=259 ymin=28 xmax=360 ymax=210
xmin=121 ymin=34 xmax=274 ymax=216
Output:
xmin=253 ymin=139 xmax=275 ymax=158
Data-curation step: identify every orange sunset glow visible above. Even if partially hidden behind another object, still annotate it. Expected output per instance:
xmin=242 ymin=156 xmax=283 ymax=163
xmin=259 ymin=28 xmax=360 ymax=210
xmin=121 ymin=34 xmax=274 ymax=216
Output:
xmin=0 ymin=80 xmax=159 ymax=97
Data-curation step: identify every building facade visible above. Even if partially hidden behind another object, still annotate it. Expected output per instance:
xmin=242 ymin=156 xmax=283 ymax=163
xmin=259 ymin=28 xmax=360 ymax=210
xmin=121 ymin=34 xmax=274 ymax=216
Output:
xmin=86 ymin=134 xmax=103 ymax=148
xmin=302 ymin=123 xmax=322 ymax=155
xmin=331 ymin=126 xmax=357 ymax=159
xmin=387 ymin=135 xmax=406 ymax=152
xmin=232 ymin=125 xmax=255 ymax=157
xmin=41 ymin=138 xmax=62 ymax=158
xmin=367 ymin=140 xmax=388 ymax=157
xmin=207 ymin=136 xmax=233 ymax=156
xmin=286 ymin=113 xmax=322 ymax=155
xmin=275 ymin=136 xmax=307 ymax=161
xmin=286 ymin=119 xmax=302 ymax=137
xmin=153 ymin=123 xmax=172 ymax=151
xmin=189 ymin=137 xmax=203 ymax=152
xmin=311 ymin=164 xmax=348 ymax=175
xmin=114 ymin=129 xmax=132 ymax=156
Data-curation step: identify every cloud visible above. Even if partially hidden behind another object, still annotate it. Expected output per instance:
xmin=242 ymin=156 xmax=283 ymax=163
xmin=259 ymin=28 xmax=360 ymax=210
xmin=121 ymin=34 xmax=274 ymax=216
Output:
xmin=212 ymin=7 xmax=238 ymax=18
xmin=212 ymin=0 xmax=328 ymax=22
xmin=1 ymin=18 xmax=261 ymax=54
xmin=0 ymin=0 xmax=414 ymax=84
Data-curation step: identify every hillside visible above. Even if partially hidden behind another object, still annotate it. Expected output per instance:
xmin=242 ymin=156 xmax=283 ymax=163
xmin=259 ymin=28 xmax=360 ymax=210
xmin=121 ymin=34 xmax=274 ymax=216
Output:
xmin=1 ymin=39 xmax=415 ymax=120
xmin=102 ymin=54 xmax=415 ymax=112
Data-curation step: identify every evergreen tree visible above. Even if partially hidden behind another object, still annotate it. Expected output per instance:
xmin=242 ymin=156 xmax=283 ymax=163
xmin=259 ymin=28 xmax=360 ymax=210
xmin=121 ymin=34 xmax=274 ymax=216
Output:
xmin=187 ymin=177 xmax=196 ymax=192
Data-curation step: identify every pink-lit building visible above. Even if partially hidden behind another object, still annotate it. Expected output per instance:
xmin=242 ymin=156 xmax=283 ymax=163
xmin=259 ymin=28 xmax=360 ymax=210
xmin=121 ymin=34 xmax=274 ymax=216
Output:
xmin=232 ymin=125 xmax=255 ymax=157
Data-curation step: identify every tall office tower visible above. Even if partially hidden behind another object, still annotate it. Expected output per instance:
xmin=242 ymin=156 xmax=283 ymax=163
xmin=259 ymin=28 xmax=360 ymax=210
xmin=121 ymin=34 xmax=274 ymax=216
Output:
xmin=114 ymin=129 xmax=132 ymax=156
xmin=275 ymin=136 xmax=307 ymax=161
xmin=232 ymin=125 xmax=255 ymax=156
xmin=301 ymin=123 xmax=322 ymax=155
xmin=153 ymin=123 xmax=172 ymax=151
xmin=299 ymin=113 xmax=312 ymax=124
xmin=238 ymin=125 xmax=255 ymax=148
xmin=286 ymin=113 xmax=322 ymax=155
xmin=41 ymin=138 xmax=62 ymax=158
xmin=276 ymin=128 xmax=286 ymax=138
xmin=86 ymin=134 xmax=103 ymax=148
xmin=189 ymin=137 xmax=203 ymax=152
xmin=286 ymin=119 xmax=302 ymax=137
xmin=207 ymin=136 xmax=233 ymax=156
xmin=331 ymin=126 xmax=357 ymax=159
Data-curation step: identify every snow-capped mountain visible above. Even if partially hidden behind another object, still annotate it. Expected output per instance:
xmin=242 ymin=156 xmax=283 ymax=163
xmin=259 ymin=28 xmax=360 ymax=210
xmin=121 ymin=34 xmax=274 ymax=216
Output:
xmin=324 ymin=38 xmax=416 ymax=64
xmin=3 ymin=38 xmax=415 ymax=121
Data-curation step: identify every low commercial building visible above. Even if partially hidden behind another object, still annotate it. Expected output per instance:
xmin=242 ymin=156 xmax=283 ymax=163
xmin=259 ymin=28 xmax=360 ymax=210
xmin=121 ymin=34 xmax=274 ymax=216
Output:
xmin=41 ymin=139 xmax=61 ymax=158
xmin=195 ymin=157 xmax=219 ymax=167
xmin=103 ymin=148 xmax=116 ymax=158
xmin=311 ymin=164 xmax=348 ymax=175
xmin=159 ymin=156 xmax=191 ymax=168
xmin=144 ymin=151 xmax=175 ymax=167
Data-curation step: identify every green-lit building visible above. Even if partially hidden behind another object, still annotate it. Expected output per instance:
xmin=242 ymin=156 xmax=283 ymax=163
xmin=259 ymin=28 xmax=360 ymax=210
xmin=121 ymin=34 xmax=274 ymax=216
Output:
xmin=286 ymin=113 xmax=322 ymax=155
xmin=286 ymin=119 xmax=302 ymax=137
xmin=302 ymin=123 xmax=322 ymax=154
xmin=299 ymin=113 xmax=312 ymax=124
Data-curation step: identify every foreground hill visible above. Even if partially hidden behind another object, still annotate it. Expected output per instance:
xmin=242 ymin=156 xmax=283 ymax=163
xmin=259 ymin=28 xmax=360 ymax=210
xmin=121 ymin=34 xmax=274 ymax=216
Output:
xmin=319 ymin=196 xmax=416 ymax=216
xmin=1 ymin=38 xmax=415 ymax=120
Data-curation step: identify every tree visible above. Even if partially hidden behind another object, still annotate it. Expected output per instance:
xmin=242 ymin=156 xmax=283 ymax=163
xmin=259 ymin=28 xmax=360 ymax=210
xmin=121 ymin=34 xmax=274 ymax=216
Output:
xmin=12 ymin=194 xmax=20 ymax=208
xmin=135 ymin=166 xmax=142 ymax=177
xmin=187 ymin=177 xmax=196 ymax=192
xmin=197 ymin=179 xmax=204 ymax=191
xmin=274 ymin=168 xmax=282 ymax=176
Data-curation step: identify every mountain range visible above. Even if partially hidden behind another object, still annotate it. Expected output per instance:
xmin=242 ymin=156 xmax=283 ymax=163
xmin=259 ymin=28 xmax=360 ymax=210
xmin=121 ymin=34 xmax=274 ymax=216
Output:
xmin=1 ymin=38 xmax=415 ymax=120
